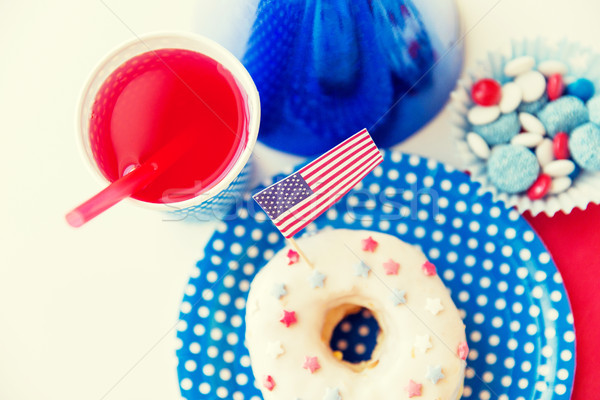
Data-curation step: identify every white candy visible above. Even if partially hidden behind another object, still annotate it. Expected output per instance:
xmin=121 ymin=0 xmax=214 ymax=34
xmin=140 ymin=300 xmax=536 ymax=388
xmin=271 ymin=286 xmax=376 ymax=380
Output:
xmin=499 ymin=82 xmax=522 ymax=113
xmin=537 ymin=60 xmax=568 ymax=77
xmin=549 ymin=176 xmax=572 ymax=194
xmin=467 ymin=105 xmax=501 ymax=125
xmin=519 ymin=112 xmax=546 ymax=135
xmin=514 ymin=70 xmax=546 ymax=102
xmin=511 ymin=132 xmax=544 ymax=148
xmin=536 ymin=138 xmax=555 ymax=167
xmin=504 ymin=56 xmax=535 ymax=77
xmin=543 ymin=159 xmax=576 ymax=177
xmin=466 ymin=132 xmax=491 ymax=159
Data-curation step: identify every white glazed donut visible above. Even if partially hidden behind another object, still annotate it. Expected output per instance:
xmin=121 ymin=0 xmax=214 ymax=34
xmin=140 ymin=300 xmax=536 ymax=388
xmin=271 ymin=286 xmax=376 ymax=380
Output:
xmin=245 ymin=229 xmax=468 ymax=400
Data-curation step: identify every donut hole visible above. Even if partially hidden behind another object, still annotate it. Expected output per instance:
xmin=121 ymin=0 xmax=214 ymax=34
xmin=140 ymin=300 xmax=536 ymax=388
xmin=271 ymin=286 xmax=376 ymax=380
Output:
xmin=323 ymin=304 xmax=382 ymax=370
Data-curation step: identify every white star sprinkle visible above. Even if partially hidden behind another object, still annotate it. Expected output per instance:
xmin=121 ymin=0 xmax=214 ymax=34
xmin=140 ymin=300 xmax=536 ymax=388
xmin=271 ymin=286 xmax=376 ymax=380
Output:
xmin=414 ymin=334 xmax=432 ymax=353
xmin=425 ymin=297 xmax=444 ymax=315
xmin=266 ymin=341 xmax=285 ymax=359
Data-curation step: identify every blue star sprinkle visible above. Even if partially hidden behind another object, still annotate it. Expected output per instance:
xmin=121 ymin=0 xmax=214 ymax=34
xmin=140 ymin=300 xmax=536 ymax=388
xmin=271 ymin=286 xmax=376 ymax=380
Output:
xmin=353 ymin=261 xmax=370 ymax=278
xmin=426 ymin=364 xmax=445 ymax=384
xmin=308 ymin=270 xmax=326 ymax=288
xmin=391 ymin=288 xmax=407 ymax=305
xmin=271 ymin=283 xmax=287 ymax=299
xmin=323 ymin=387 xmax=341 ymax=400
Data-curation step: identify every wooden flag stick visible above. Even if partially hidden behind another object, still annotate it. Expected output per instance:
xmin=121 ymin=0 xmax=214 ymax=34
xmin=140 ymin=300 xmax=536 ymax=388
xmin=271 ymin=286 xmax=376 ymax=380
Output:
xmin=288 ymin=238 xmax=314 ymax=268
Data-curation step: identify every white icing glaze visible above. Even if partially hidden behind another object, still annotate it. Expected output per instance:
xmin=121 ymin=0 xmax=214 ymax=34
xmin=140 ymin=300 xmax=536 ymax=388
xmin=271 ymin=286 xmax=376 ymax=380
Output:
xmin=245 ymin=229 xmax=467 ymax=400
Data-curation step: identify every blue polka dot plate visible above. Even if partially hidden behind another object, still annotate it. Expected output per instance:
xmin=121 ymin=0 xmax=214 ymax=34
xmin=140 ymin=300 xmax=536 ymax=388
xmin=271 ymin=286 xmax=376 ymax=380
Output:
xmin=176 ymin=151 xmax=575 ymax=400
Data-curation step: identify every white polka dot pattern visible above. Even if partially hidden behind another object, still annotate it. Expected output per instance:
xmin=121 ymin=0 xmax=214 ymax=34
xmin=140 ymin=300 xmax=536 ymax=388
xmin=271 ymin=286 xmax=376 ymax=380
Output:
xmin=176 ymin=151 xmax=574 ymax=400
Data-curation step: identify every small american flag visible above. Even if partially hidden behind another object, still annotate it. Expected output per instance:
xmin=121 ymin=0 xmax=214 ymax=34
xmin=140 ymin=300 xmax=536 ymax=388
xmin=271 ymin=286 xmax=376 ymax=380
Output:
xmin=253 ymin=129 xmax=383 ymax=238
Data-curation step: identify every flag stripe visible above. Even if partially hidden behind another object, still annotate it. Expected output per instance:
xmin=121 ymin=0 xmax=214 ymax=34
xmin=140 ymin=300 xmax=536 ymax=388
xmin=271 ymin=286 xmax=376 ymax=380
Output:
xmin=276 ymin=151 xmax=383 ymax=233
xmin=277 ymin=152 xmax=382 ymax=231
xmin=272 ymin=148 xmax=380 ymax=225
xmin=282 ymin=156 xmax=382 ymax=237
xmin=252 ymin=128 xmax=382 ymax=238
xmin=299 ymin=129 xmax=369 ymax=178
xmin=282 ymin=155 xmax=383 ymax=237
xmin=305 ymin=140 xmax=375 ymax=186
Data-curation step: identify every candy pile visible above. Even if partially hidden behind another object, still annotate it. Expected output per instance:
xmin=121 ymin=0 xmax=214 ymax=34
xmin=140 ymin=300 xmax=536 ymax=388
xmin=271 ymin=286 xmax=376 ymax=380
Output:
xmin=465 ymin=55 xmax=600 ymax=200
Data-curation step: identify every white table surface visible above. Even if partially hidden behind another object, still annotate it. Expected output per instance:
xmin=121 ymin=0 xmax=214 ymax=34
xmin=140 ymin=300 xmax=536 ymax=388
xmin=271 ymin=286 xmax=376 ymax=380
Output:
xmin=1 ymin=1 xmax=598 ymax=399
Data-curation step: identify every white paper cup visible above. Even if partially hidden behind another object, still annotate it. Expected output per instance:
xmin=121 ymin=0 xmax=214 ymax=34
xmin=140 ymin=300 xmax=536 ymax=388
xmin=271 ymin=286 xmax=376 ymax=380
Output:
xmin=451 ymin=38 xmax=600 ymax=217
xmin=77 ymin=32 xmax=260 ymax=221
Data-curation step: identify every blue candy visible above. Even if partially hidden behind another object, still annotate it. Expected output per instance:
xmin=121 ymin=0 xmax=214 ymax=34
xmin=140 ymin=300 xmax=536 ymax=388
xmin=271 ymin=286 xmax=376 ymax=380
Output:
xmin=568 ymin=162 xmax=581 ymax=181
xmin=537 ymin=95 xmax=589 ymax=137
xmin=569 ymin=122 xmax=600 ymax=171
xmin=518 ymin=93 xmax=548 ymax=114
xmin=487 ymin=144 xmax=540 ymax=194
xmin=586 ymin=95 xmax=600 ymax=125
xmin=566 ymin=78 xmax=596 ymax=102
xmin=473 ymin=112 xmax=520 ymax=145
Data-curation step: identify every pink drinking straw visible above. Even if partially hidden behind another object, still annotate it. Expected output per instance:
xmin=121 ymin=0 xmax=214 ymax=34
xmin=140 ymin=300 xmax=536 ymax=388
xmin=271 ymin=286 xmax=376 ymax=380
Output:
xmin=66 ymin=133 xmax=194 ymax=228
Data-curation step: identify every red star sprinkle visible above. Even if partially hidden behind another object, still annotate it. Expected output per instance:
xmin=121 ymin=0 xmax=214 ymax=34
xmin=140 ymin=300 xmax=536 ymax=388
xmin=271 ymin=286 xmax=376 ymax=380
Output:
xmin=263 ymin=375 xmax=275 ymax=391
xmin=405 ymin=379 xmax=422 ymax=398
xmin=361 ymin=236 xmax=378 ymax=252
xmin=287 ymin=249 xmax=299 ymax=265
xmin=457 ymin=341 xmax=469 ymax=360
xmin=422 ymin=261 xmax=437 ymax=276
xmin=280 ymin=310 xmax=297 ymax=327
xmin=303 ymin=356 xmax=321 ymax=374
xmin=383 ymin=259 xmax=400 ymax=275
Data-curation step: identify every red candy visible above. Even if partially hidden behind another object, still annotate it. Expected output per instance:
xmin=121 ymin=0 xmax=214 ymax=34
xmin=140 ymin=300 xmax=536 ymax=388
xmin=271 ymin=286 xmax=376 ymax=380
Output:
xmin=547 ymin=73 xmax=565 ymax=101
xmin=553 ymin=132 xmax=570 ymax=159
xmin=527 ymin=174 xmax=552 ymax=200
xmin=471 ymin=78 xmax=502 ymax=106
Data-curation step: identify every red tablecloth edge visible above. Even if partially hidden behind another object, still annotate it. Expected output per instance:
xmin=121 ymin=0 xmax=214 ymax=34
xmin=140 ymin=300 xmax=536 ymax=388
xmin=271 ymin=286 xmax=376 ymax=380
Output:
xmin=524 ymin=202 xmax=600 ymax=400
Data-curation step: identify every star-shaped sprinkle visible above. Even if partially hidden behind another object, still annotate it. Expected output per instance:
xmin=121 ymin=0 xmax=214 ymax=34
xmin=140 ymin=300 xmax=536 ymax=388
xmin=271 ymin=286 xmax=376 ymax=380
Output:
xmin=405 ymin=380 xmax=422 ymax=398
xmin=287 ymin=249 xmax=300 ymax=265
xmin=361 ymin=236 xmax=378 ymax=252
xmin=263 ymin=375 xmax=275 ymax=391
xmin=353 ymin=261 xmax=370 ymax=278
xmin=457 ymin=341 xmax=469 ymax=360
xmin=425 ymin=298 xmax=444 ymax=315
xmin=426 ymin=365 xmax=445 ymax=384
xmin=422 ymin=261 xmax=437 ymax=276
xmin=266 ymin=341 xmax=285 ymax=359
xmin=280 ymin=310 xmax=297 ymax=327
xmin=323 ymin=387 xmax=341 ymax=400
xmin=303 ymin=356 xmax=321 ymax=373
xmin=308 ymin=270 xmax=326 ymax=288
xmin=271 ymin=283 xmax=287 ymax=299
xmin=383 ymin=259 xmax=400 ymax=275
xmin=414 ymin=334 xmax=432 ymax=353
xmin=391 ymin=288 xmax=407 ymax=306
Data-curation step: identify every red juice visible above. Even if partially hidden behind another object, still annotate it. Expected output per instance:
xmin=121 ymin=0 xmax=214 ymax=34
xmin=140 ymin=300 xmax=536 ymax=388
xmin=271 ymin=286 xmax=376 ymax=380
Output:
xmin=88 ymin=48 xmax=248 ymax=203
